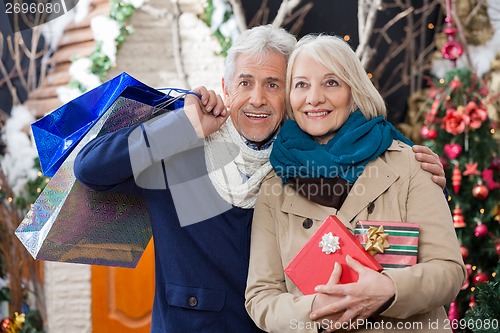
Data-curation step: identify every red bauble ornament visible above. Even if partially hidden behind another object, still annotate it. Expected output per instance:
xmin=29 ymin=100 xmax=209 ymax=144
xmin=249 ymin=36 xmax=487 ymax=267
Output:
xmin=453 ymin=206 xmax=466 ymax=228
xmin=452 ymin=164 xmax=462 ymax=194
xmin=444 ymin=143 xmax=463 ymax=160
xmin=472 ymin=184 xmax=489 ymax=199
xmin=478 ymin=86 xmax=489 ymax=97
xmin=439 ymin=156 xmax=449 ymax=171
xmin=473 ymin=272 xmax=489 ymax=284
xmin=495 ymin=243 xmax=500 ymax=256
xmin=420 ymin=126 xmax=437 ymax=140
xmin=459 ymin=246 xmax=468 ymax=260
xmin=441 ymin=41 xmax=463 ymax=60
xmin=0 ymin=318 xmax=13 ymax=332
xmin=474 ymin=224 xmax=489 ymax=237
xmin=461 ymin=278 xmax=470 ymax=290
xmin=469 ymin=296 xmax=476 ymax=310
xmin=448 ymin=300 xmax=460 ymax=322
xmin=466 ymin=264 xmax=473 ymax=277
xmin=490 ymin=156 xmax=500 ymax=172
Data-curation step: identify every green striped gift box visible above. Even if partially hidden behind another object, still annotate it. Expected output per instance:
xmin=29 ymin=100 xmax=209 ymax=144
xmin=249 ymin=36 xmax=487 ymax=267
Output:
xmin=354 ymin=221 xmax=420 ymax=269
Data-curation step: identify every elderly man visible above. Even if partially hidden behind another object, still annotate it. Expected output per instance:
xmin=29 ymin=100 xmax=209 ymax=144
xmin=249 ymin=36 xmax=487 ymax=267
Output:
xmin=74 ymin=25 xmax=445 ymax=332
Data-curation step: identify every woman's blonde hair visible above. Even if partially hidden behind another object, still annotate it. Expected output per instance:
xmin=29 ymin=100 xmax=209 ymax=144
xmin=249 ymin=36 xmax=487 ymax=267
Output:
xmin=286 ymin=34 xmax=387 ymax=119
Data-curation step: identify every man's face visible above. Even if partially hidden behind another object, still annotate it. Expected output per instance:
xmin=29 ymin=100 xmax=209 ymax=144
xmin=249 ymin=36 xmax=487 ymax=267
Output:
xmin=222 ymin=51 xmax=287 ymax=145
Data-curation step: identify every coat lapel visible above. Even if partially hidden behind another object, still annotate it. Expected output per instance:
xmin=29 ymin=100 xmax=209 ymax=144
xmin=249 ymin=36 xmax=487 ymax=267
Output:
xmin=280 ymin=141 xmax=403 ymax=224
xmin=281 ymin=185 xmax=339 ymax=221
xmin=337 ymin=155 xmax=399 ymax=223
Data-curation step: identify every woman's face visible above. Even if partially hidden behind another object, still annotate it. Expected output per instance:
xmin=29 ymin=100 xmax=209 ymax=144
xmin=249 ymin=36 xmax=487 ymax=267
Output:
xmin=289 ymin=53 xmax=352 ymax=144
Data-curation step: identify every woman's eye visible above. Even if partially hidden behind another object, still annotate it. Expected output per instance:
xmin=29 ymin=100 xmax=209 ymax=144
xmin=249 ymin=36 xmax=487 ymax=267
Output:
xmin=294 ymin=82 xmax=307 ymax=88
xmin=325 ymin=79 xmax=338 ymax=87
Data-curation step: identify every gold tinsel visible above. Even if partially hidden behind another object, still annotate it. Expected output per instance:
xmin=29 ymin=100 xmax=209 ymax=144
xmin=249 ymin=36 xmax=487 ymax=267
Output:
xmin=398 ymin=89 xmax=429 ymax=143
xmin=456 ymin=0 xmax=493 ymax=45
xmin=487 ymin=53 xmax=500 ymax=140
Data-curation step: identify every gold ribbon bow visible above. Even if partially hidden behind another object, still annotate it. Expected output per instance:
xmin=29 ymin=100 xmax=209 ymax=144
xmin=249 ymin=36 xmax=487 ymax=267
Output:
xmin=364 ymin=226 xmax=390 ymax=255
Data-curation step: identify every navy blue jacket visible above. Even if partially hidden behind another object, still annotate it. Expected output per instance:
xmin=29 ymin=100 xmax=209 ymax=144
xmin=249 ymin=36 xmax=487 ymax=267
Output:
xmin=74 ymin=110 xmax=263 ymax=332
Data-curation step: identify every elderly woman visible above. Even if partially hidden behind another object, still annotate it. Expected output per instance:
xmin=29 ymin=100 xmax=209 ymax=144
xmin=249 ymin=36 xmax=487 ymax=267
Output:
xmin=245 ymin=34 xmax=466 ymax=333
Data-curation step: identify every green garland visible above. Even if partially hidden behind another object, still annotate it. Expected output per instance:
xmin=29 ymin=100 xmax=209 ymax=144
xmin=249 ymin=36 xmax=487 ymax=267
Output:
xmin=70 ymin=0 xmax=137 ymax=90
xmin=199 ymin=0 xmax=233 ymax=57
xmin=465 ymin=262 xmax=500 ymax=332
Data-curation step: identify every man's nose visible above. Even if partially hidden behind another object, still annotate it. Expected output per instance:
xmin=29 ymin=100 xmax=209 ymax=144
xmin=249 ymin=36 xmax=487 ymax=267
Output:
xmin=249 ymin=86 xmax=266 ymax=107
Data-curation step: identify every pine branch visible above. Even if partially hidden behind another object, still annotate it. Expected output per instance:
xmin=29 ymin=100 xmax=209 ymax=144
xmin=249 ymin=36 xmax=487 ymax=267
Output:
xmin=465 ymin=262 xmax=500 ymax=332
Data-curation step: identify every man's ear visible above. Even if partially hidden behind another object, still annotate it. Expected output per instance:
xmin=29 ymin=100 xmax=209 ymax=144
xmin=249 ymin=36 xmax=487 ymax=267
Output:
xmin=222 ymin=77 xmax=231 ymax=108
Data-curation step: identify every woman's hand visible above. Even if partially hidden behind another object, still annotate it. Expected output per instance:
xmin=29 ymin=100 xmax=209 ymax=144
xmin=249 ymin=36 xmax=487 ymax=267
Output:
xmin=311 ymin=256 xmax=396 ymax=332
xmin=311 ymin=262 xmax=345 ymax=330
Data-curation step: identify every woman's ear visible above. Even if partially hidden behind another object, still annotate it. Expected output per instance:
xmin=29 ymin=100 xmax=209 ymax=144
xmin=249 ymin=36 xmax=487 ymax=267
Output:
xmin=350 ymin=99 xmax=358 ymax=113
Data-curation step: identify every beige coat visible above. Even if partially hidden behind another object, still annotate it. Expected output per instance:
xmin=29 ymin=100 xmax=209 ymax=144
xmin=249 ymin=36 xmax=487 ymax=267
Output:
xmin=245 ymin=141 xmax=466 ymax=333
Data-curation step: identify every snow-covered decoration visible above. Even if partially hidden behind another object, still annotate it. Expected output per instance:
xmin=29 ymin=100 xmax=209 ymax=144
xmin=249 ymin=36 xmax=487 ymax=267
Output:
xmin=0 ymin=105 xmax=38 ymax=197
xmin=201 ymin=0 xmax=240 ymax=56
xmin=69 ymin=58 xmax=101 ymax=91
xmin=123 ymin=0 xmax=145 ymax=9
xmin=56 ymin=86 xmax=83 ymax=104
xmin=91 ymin=16 xmax=121 ymax=63
xmin=41 ymin=0 xmax=93 ymax=51
xmin=218 ymin=16 xmax=239 ymax=42
xmin=210 ymin=0 xmax=231 ymax=33
xmin=64 ymin=0 xmax=143 ymax=96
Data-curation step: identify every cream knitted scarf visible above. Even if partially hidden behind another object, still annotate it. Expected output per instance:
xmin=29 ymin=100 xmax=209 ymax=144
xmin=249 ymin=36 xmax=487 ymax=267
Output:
xmin=204 ymin=118 xmax=272 ymax=209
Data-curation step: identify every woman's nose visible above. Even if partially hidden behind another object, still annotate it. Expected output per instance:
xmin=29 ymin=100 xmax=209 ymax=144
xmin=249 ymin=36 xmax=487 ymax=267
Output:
xmin=306 ymin=86 xmax=325 ymax=106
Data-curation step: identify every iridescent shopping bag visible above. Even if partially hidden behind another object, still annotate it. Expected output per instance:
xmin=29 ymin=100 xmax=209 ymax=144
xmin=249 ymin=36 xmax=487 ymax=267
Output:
xmin=31 ymin=72 xmax=184 ymax=177
xmin=16 ymin=82 xmax=193 ymax=267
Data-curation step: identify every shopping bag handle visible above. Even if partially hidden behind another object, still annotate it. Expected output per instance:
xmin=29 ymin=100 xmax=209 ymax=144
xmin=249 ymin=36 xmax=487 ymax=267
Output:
xmin=156 ymin=87 xmax=201 ymax=99
xmin=153 ymin=88 xmax=201 ymax=115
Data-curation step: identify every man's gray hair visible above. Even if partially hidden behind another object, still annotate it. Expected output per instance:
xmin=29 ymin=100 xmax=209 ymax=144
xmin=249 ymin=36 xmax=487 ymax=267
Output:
xmin=224 ymin=24 xmax=296 ymax=89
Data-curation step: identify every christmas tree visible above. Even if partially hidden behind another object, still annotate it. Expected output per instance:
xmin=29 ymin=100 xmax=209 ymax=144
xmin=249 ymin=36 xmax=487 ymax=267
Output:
xmin=420 ymin=66 xmax=500 ymax=332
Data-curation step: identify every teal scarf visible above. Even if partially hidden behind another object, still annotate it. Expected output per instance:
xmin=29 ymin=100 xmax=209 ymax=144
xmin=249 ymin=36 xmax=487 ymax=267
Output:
xmin=270 ymin=110 xmax=413 ymax=184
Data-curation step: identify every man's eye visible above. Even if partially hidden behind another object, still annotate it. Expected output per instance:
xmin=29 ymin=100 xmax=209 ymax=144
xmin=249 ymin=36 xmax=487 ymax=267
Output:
xmin=239 ymin=81 xmax=249 ymax=87
xmin=269 ymin=83 xmax=279 ymax=89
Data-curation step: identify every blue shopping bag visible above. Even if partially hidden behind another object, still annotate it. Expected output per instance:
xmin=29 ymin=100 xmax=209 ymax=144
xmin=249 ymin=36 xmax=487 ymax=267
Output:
xmin=17 ymin=85 xmax=196 ymax=267
xmin=32 ymin=72 xmax=187 ymax=176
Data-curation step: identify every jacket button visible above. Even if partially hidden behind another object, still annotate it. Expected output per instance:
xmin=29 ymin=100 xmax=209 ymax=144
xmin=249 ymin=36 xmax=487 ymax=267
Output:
xmin=302 ymin=218 xmax=313 ymax=229
xmin=188 ymin=296 xmax=198 ymax=307
xmin=367 ymin=202 xmax=375 ymax=214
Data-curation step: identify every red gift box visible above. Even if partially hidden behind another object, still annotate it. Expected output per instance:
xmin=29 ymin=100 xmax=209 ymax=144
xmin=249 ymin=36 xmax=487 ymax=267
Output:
xmin=354 ymin=220 xmax=420 ymax=269
xmin=285 ymin=216 xmax=383 ymax=295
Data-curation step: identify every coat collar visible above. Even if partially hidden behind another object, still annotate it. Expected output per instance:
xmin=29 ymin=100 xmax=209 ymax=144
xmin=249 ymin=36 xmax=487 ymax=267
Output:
xmin=281 ymin=141 xmax=402 ymax=224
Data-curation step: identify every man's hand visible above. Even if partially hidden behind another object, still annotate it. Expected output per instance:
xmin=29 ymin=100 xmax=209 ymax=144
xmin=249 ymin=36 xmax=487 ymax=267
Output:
xmin=184 ymin=86 xmax=229 ymax=138
xmin=311 ymin=256 xmax=395 ymax=332
xmin=413 ymin=145 xmax=446 ymax=189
